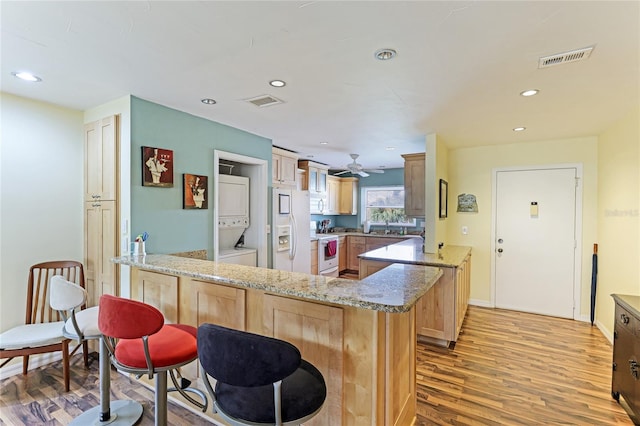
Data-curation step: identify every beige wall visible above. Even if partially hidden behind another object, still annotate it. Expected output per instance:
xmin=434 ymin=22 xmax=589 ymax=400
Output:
xmin=0 ymin=93 xmax=84 ymax=337
xmin=596 ymin=107 xmax=640 ymax=336
xmin=446 ymin=137 xmax=599 ymax=320
xmin=425 ymin=134 xmax=449 ymax=253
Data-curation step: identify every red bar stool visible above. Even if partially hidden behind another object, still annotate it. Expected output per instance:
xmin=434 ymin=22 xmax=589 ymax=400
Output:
xmin=98 ymin=295 xmax=207 ymax=425
xmin=50 ymin=276 xmax=143 ymax=425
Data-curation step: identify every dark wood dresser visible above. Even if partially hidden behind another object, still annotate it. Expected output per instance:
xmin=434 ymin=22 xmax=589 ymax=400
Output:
xmin=611 ymin=294 xmax=640 ymax=423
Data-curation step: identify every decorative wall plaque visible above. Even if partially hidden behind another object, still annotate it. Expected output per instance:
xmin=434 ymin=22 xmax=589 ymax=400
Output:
xmin=457 ymin=193 xmax=478 ymax=213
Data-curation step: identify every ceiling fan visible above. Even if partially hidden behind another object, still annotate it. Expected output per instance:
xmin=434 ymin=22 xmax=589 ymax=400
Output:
xmin=333 ymin=154 xmax=385 ymax=178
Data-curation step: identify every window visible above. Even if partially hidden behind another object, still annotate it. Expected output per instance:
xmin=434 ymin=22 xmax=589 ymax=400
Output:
xmin=361 ymin=186 xmax=416 ymax=226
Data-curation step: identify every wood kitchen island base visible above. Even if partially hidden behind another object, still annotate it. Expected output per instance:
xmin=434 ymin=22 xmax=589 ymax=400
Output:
xmin=120 ymin=256 xmax=442 ymax=425
xmin=359 ymin=240 xmax=472 ymax=347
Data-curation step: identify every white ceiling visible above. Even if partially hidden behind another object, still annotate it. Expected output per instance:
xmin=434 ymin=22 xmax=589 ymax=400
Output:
xmin=2 ymin=1 xmax=638 ymax=170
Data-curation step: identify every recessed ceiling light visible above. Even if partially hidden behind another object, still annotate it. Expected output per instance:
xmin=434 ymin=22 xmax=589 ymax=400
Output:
xmin=12 ymin=71 xmax=42 ymax=82
xmin=320 ymin=141 xmax=328 ymax=145
xmin=269 ymin=80 xmax=286 ymax=88
xmin=201 ymin=98 xmax=216 ymax=105
xmin=374 ymin=48 xmax=397 ymax=61
xmin=520 ymin=89 xmax=539 ymax=97
xmin=513 ymin=127 xmax=526 ymax=132
xmin=385 ymin=146 xmax=396 ymax=151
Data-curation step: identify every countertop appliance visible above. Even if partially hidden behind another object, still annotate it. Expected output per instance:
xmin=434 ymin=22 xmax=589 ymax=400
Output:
xmin=218 ymin=174 xmax=256 ymax=267
xmin=317 ymin=235 xmax=339 ymax=277
xmin=272 ymin=188 xmax=311 ymax=273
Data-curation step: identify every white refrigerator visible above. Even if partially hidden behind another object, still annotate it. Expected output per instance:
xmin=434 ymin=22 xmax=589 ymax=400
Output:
xmin=272 ymin=188 xmax=311 ymax=273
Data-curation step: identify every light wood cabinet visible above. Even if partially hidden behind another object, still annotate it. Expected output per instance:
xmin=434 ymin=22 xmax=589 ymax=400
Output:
xmin=365 ymin=237 xmax=404 ymax=252
xmin=298 ymin=160 xmax=328 ymax=194
xmin=128 ymin=264 xmax=419 ymax=425
xmin=338 ymin=177 xmax=358 ymax=215
xmin=311 ymin=240 xmax=318 ymax=275
xmin=299 ymin=160 xmax=329 ymax=214
xmin=359 ymin=252 xmax=471 ymax=347
xmin=84 ymin=115 xmax=119 ymax=306
xmin=85 ymin=116 xmax=117 ymax=201
xmin=272 ymin=147 xmax=298 ymax=187
xmin=402 ymin=153 xmax=425 ymax=217
xmin=264 ymin=295 xmax=344 ymax=425
xmin=326 ymin=175 xmax=340 ymax=214
xmin=131 ymin=269 xmax=179 ymax=323
xmin=347 ymin=236 xmax=366 ymax=271
xmin=348 ymin=236 xmax=407 ymax=274
xmin=84 ymin=200 xmax=118 ymax=307
xmin=416 ymin=253 xmax=471 ymax=346
xmin=338 ymin=236 xmax=347 ymax=273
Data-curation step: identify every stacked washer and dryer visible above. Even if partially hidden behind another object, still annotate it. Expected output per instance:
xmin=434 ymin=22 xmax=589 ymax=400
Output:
xmin=217 ymin=174 xmax=257 ymax=266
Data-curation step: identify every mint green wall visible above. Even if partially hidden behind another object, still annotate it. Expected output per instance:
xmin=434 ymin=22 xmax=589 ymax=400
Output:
xmin=314 ymin=169 xmax=405 ymax=229
xmin=131 ymin=97 xmax=271 ymax=256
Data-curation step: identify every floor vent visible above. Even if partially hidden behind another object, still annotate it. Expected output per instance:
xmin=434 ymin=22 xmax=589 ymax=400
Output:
xmin=245 ymin=95 xmax=284 ymax=107
xmin=538 ymin=45 xmax=595 ymax=69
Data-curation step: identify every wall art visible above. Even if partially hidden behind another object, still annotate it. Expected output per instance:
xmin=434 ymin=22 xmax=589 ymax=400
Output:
xmin=457 ymin=193 xmax=478 ymax=213
xmin=183 ymin=173 xmax=208 ymax=209
xmin=439 ymin=179 xmax=448 ymax=218
xmin=142 ymin=146 xmax=173 ymax=187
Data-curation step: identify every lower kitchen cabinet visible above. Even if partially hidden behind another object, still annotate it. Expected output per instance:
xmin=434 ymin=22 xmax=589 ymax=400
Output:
xmin=611 ymin=294 xmax=640 ymax=422
xmin=264 ymin=294 xmax=344 ymax=424
xmin=311 ymin=239 xmax=318 ymax=274
xmin=416 ymin=253 xmax=471 ymax=346
xmin=128 ymin=267 xmax=413 ymax=425
xmin=130 ymin=269 xmax=179 ymax=323
xmin=358 ymin=250 xmax=471 ymax=347
xmin=338 ymin=236 xmax=346 ymax=273
xmin=347 ymin=236 xmax=366 ymax=271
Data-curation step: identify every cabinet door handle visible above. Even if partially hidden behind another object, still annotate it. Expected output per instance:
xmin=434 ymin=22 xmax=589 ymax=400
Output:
xmin=630 ymin=360 xmax=639 ymax=379
xmin=621 ymin=313 xmax=630 ymax=324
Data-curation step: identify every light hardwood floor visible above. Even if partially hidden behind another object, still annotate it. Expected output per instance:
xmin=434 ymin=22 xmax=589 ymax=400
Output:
xmin=0 ymin=306 xmax=634 ymax=425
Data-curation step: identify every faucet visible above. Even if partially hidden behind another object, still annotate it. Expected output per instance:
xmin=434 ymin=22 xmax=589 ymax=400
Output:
xmin=384 ymin=220 xmax=390 ymax=235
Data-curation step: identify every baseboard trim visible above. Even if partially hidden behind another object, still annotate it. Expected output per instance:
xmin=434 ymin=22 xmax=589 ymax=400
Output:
xmin=469 ymin=299 xmax=493 ymax=308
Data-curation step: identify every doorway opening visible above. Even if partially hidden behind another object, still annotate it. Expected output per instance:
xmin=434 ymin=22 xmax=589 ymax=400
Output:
xmin=214 ymin=150 xmax=268 ymax=267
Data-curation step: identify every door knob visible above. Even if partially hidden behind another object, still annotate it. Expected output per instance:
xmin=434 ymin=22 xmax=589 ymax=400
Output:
xmin=497 ymin=248 xmax=504 ymax=253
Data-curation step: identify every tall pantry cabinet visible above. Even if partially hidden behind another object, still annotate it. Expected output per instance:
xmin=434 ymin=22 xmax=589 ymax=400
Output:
xmin=84 ymin=115 xmax=119 ymax=307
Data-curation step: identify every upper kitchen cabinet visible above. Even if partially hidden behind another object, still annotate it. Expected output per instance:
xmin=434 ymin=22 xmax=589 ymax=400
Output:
xmin=402 ymin=153 xmax=425 ymax=217
xmin=85 ymin=116 xmax=118 ymax=201
xmin=298 ymin=160 xmax=328 ymax=195
xmin=338 ymin=177 xmax=358 ymax=215
xmin=326 ymin=175 xmax=341 ymax=215
xmin=272 ymin=147 xmax=298 ymax=187
xmin=299 ymin=160 xmax=329 ymax=214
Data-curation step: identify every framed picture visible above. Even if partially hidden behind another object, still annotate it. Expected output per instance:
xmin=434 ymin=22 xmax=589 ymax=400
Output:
xmin=439 ymin=179 xmax=448 ymax=218
xmin=183 ymin=174 xmax=208 ymax=209
xmin=279 ymin=194 xmax=290 ymax=214
xmin=142 ymin=146 xmax=173 ymax=187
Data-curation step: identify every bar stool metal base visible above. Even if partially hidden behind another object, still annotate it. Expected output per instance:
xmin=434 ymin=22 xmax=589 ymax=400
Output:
xmin=69 ymin=400 xmax=143 ymax=426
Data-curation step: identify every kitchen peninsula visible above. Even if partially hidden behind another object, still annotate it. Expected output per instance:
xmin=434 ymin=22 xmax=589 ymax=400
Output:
xmin=359 ymin=239 xmax=472 ymax=347
xmin=113 ymin=254 xmax=443 ymax=425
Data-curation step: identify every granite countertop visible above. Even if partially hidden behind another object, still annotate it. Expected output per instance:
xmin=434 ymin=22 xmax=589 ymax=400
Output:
xmin=358 ymin=238 xmax=471 ymax=268
xmin=113 ymin=255 xmax=442 ymax=313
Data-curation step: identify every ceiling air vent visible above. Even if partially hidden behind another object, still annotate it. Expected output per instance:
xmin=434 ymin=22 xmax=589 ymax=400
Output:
xmin=245 ymin=95 xmax=284 ymax=108
xmin=538 ymin=45 xmax=595 ymax=69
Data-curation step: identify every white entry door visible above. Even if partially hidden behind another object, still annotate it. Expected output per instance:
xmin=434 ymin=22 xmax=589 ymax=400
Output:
xmin=494 ymin=167 xmax=578 ymax=318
